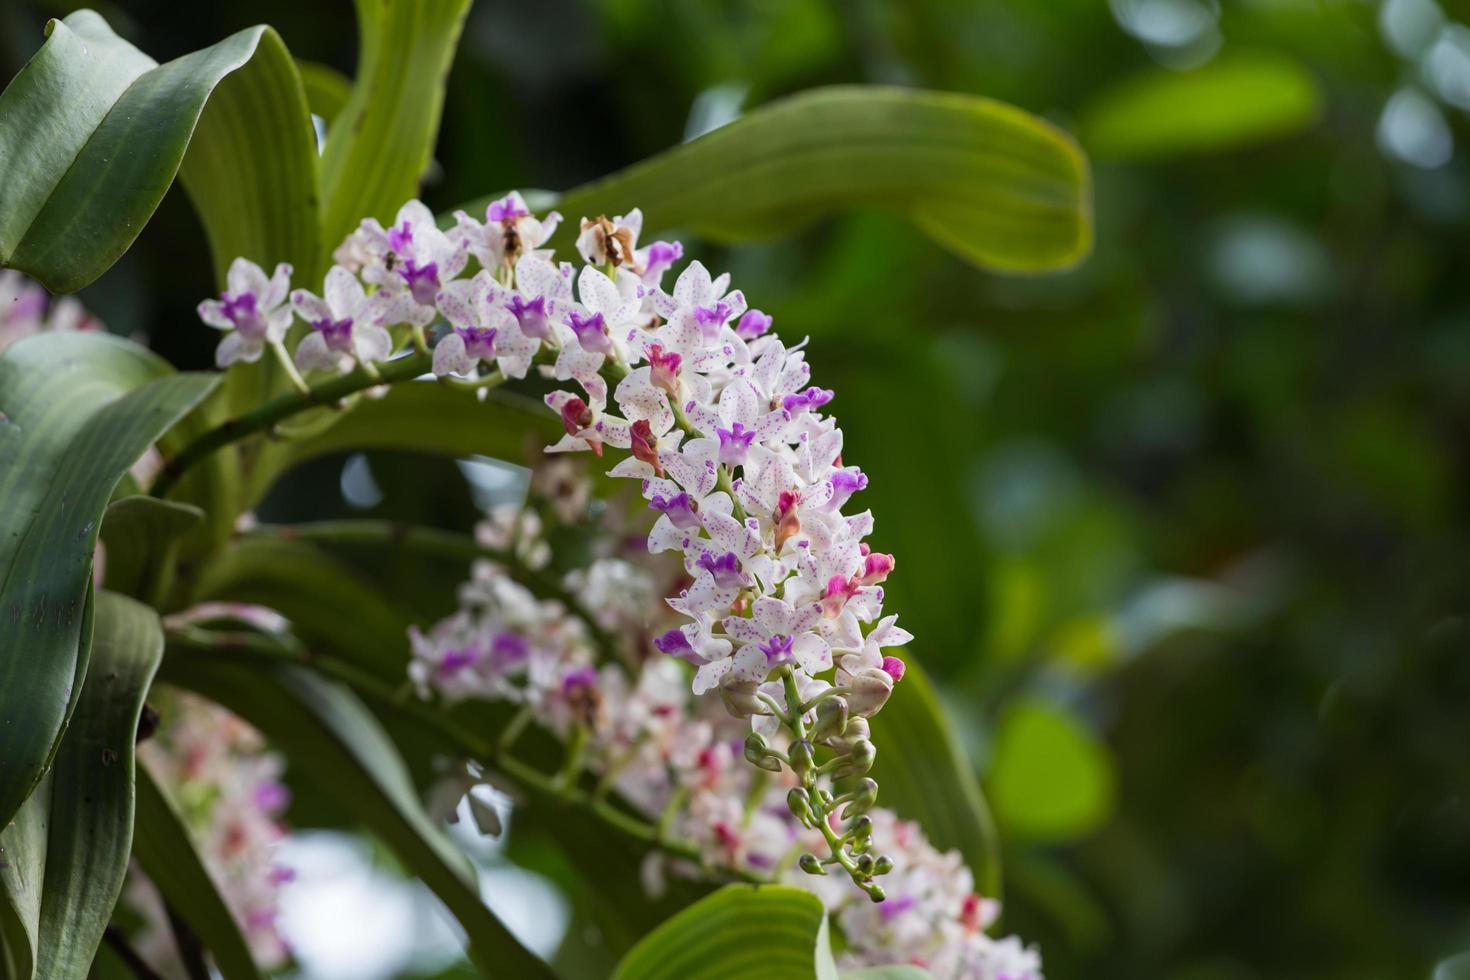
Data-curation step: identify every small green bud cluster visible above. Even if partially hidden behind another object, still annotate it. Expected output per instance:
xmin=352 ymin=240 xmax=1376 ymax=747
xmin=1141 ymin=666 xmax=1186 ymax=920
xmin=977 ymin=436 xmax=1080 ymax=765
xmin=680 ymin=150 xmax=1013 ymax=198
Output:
xmin=749 ymin=666 xmax=894 ymax=901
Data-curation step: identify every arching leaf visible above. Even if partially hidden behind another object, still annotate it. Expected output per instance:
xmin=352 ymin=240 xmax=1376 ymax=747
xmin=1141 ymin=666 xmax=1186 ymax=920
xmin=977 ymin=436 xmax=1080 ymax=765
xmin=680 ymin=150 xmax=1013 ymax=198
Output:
xmin=318 ymin=0 xmax=472 ymax=251
xmin=161 ymin=654 xmax=552 ymax=978
xmin=0 ymin=333 xmax=216 ymax=830
xmin=460 ymin=86 xmax=1092 ymax=274
xmin=0 ymin=12 xmax=316 ymax=293
xmin=0 ymin=591 xmax=163 ymax=980
xmin=610 ymin=885 xmax=838 ymax=980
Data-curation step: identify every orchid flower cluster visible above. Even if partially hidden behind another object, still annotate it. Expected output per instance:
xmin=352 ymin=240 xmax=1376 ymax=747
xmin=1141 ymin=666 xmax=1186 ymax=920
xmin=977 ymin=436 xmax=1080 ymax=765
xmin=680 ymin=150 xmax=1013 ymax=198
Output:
xmin=126 ymin=690 xmax=293 ymax=973
xmin=199 ymin=192 xmax=913 ymax=896
xmin=408 ymin=484 xmax=1041 ymax=979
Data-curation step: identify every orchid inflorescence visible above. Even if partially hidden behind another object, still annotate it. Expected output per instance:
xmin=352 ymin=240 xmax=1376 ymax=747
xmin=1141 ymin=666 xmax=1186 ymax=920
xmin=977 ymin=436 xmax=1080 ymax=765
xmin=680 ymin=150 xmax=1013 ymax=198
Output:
xmin=198 ymin=191 xmax=915 ymax=901
xmin=128 ymin=690 xmax=293 ymax=972
xmin=408 ymin=483 xmax=1040 ymax=977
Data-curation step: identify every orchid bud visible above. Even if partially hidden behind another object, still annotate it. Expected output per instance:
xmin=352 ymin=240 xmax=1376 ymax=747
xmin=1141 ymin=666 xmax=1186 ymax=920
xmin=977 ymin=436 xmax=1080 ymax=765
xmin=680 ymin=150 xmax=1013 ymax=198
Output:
xmin=774 ymin=491 xmax=801 ymax=551
xmin=845 ymin=666 xmax=895 ymax=718
xmin=811 ymin=696 xmax=848 ymax=742
xmin=788 ymin=738 xmax=816 ymax=780
xmin=829 ymin=738 xmax=876 ymax=781
xmin=872 ymin=855 xmax=895 ymax=877
xmin=743 ymin=732 xmax=783 ymax=772
xmin=846 ymin=813 xmax=874 ymax=843
xmin=854 ymin=852 xmax=875 ymax=877
xmin=787 ymin=787 xmax=815 ymax=827
xmin=630 ymin=419 xmax=664 ymax=477
xmin=798 ymin=853 xmax=827 ymax=876
xmin=720 ymin=679 xmax=764 ymax=719
xmin=823 ymin=716 xmax=870 ymax=754
xmin=841 ymin=778 xmax=879 ymax=819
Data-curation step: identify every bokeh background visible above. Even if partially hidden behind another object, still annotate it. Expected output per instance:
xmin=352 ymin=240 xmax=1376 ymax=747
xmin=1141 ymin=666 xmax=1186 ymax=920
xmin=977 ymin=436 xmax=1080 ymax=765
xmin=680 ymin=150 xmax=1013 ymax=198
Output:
xmin=6 ymin=0 xmax=1470 ymax=977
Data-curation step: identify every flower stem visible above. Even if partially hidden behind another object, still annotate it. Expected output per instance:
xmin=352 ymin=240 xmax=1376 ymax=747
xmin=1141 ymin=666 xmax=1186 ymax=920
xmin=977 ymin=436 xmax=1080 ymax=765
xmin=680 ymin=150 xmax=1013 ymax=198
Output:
xmin=246 ymin=520 xmax=626 ymax=674
xmin=163 ymin=625 xmax=767 ymax=884
xmin=270 ymin=340 xmax=312 ymax=396
xmin=780 ymin=666 xmax=884 ymax=900
xmin=151 ymin=351 xmax=432 ymax=500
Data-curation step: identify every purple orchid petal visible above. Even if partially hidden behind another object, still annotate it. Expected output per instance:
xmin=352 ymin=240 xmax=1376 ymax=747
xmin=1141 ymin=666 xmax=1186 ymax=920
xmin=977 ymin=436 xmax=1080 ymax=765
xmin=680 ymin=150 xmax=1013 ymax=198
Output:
xmin=715 ymin=422 xmax=756 ymax=468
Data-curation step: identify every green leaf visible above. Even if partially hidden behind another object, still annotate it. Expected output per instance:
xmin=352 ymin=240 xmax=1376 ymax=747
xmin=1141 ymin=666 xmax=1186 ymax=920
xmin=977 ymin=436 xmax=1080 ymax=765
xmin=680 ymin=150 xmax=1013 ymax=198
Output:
xmin=133 ymin=764 xmax=264 ymax=980
xmin=245 ymin=384 xmax=554 ymax=507
xmin=175 ymin=24 xmax=319 ymax=286
xmin=0 ymin=773 xmax=48 ymax=980
xmin=467 ymin=86 xmax=1091 ymax=273
xmin=0 ymin=11 xmax=314 ymax=293
xmin=191 ymin=534 xmax=415 ymax=680
xmin=297 ymin=60 xmax=353 ymax=127
xmin=98 ymin=496 xmax=204 ymax=605
xmin=0 ymin=591 xmax=163 ymax=980
xmin=866 ymin=658 xmax=1003 ymax=896
xmin=0 ymin=333 xmax=217 ymax=830
xmin=1081 ymin=53 xmax=1321 ymax=161
xmin=986 ymin=698 xmax=1116 ymax=842
xmin=319 ymin=0 xmax=472 ymax=251
xmin=841 ymin=968 xmax=933 ymax=980
xmin=610 ymin=885 xmax=838 ymax=980
xmin=159 ymin=654 xmax=552 ymax=978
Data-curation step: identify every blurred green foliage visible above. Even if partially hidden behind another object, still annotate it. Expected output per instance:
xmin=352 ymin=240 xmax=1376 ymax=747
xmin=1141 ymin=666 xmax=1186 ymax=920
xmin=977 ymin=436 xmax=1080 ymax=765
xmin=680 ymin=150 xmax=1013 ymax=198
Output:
xmin=10 ymin=0 xmax=1470 ymax=976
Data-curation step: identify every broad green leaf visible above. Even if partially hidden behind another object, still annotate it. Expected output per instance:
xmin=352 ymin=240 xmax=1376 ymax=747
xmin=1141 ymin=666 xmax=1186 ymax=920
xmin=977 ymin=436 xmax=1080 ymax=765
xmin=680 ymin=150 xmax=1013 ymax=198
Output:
xmin=160 ymin=655 xmax=551 ymax=978
xmin=1081 ymin=54 xmax=1321 ymax=160
xmin=245 ymin=384 xmax=554 ymax=507
xmin=463 ymin=86 xmax=1091 ymax=273
xmin=98 ymin=496 xmax=204 ymax=606
xmin=521 ymin=797 xmax=718 ymax=961
xmin=175 ymin=24 xmax=319 ymax=286
xmin=191 ymin=535 xmax=415 ymax=680
xmin=297 ymin=60 xmax=353 ymax=127
xmin=0 ymin=333 xmax=217 ymax=830
xmin=610 ymin=885 xmax=838 ymax=980
xmin=986 ymin=698 xmax=1116 ymax=842
xmin=319 ymin=0 xmax=472 ymax=251
xmin=0 ymin=773 xmax=48 ymax=980
xmin=0 ymin=12 xmax=314 ymax=293
xmin=866 ymin=658 xmax=1003 ymax=897
xmin=841 ymin=968 xmax=933 ymax=980
xmin=0 ymin=591 xmax=163 ymax=980
xmin=134 ymin=764 xmax=264 ymax=980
